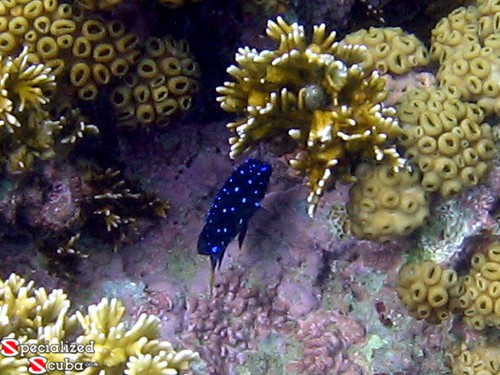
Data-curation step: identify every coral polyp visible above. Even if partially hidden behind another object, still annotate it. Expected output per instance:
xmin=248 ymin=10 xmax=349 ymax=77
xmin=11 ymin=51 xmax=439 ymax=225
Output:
xmin=217 ymin=17 xmax=405 ymax=216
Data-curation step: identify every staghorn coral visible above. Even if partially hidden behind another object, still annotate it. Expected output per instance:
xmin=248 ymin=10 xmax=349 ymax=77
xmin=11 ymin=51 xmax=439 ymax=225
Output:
xmin=339 ymin=27 xmax=430 ymax=75
xmin=217 ymin=16 xmax=405 ymax=216
xmin=398 ymin=86 xmax=496 ymax=198
xmin=396 ymin=261 xmax=460 ymax=324
xmin=430 ymin=0 xmax=500 ymax=115
xmin=110 ymin=36 xmax=200 ymax=129
xmin=347 ymin=163 xmax=429 ymax=242
xmin=0 ymin=273 xmax=199 ymax=374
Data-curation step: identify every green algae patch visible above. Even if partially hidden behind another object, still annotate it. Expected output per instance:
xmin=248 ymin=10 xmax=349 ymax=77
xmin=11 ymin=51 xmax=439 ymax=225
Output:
xmin=236 ymin=333 xmax=302 ymax=375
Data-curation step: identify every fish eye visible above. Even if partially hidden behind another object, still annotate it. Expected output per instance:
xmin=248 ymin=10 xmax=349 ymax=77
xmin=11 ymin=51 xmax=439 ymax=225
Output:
xmin=240 ymin=170 xmax=245 ymax=174
xmin=234 ymin=187 xmax=239 ymax=192
xmin=242 ymin=198 xmax=247 ymax=203
xmin=248 ymin=179 xmax=252 ymax=184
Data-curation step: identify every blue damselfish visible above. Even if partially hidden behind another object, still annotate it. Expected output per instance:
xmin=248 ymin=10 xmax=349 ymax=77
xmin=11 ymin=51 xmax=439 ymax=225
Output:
xmin=198 ymin=159 xmax=272 ymax=284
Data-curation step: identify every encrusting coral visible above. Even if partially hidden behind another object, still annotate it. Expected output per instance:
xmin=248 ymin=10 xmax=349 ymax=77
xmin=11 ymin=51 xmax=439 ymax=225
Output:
xmin=398 ymin=86 xmax=496 ymax=198
xmin=217 ymin=17 xmax=405 ymax=216
xmin=430 ymin=0 xmax=500 ymax=115
xmin=0 ymin=273 xmax=199 ymax=374
xmin=110 ymin=36 xmax=200 ymax=129
xmin=338 ymin=27 xmax=430 ymax=75
xmin=347 ymin=163 xmax=429 ymax=242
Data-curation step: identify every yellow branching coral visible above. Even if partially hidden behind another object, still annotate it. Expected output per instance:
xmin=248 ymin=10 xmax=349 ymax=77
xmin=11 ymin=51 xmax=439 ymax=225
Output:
xmin=217 ymin=17 xmax=405 ymax=216
xmin=0 ymin=46 xmax=62 ymax=174
xmin=0 ymin=273 xmax=199 ymax=375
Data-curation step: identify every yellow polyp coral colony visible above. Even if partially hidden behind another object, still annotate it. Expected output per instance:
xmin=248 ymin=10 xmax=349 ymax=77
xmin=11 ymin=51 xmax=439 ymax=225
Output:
xmin=347 ymin=164 xmax=429 ymax=242
xmin=398 ymin=86 xmax=495 ymax=198
xmin=456 ymin=242 xmax=500 ymax=331
xmin=110 ymin=36 xmax=200 ymax=129
xmin=430 ymin=0 xmax=500 ymax=116
xmin=338 ymin=27 xmax=430 ymax=75
xmin=396 ymin=261 xmax=459 ymax=324
xmin=451 ymin=342 xmax=500 ymax=375
xmin=397 ymin=242 xmax=500 ymax=331
xmin=0 ymin=273 xmax=199 ymax=374
xmin=217 ymin=17 xmax=406 ymax=217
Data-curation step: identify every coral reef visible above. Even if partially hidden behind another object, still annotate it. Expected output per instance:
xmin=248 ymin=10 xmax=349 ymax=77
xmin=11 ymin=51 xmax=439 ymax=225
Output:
xmin=110 ymin=36 xmax=200 ymax=129
xmin=0 ymin=273 xmax=199 ymax=374
xmin=398 ymin=86 xmax=496 ymax=198
xmin=217 ymin=16 xmax=405 ymax=216
xmin=347 ymin=163 xmax=429 ymax=242
xmin=430 ymin=0 xmax=500 ymax=115
xmin=339 ymin=27 xmax=430 ymax=75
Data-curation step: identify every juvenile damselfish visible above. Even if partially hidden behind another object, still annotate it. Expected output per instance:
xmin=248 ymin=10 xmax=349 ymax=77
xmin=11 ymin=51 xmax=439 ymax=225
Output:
xmin=198 ymin=159 xmax=272 ymax=288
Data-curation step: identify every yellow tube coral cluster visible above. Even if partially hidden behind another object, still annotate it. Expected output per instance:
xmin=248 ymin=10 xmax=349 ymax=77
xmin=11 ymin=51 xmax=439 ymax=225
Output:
xmin=65 ymin=15 xmax=140 ymax=101
xmin=347 ymin=164 xmax=429 ymax=242
xmin=339 ymin=27 xmax=430 ymax=75
xmin=110 ymin=36 xmax=200 ymax=129
xmin=217 ymin=17 xmax=405 ymax=216
xmin=430 ymin=0 xmax=500 ymax=115
xmin=396 ymin=261 xmax=460 ymax=324
xmin=454 ymin=241 xmax=500 ymax=330
xmin=398 ymin=86 xmax=495 ymax=198
xmin=0 ymin=273 xmax=199 ymax=374
xmin=0 ymin=0 xmax=76 ymax=65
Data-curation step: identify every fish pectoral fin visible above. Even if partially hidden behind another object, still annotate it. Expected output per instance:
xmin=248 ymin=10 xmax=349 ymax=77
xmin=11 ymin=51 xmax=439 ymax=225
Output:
xmin=238 ymin=221 xmax=248 ymax=248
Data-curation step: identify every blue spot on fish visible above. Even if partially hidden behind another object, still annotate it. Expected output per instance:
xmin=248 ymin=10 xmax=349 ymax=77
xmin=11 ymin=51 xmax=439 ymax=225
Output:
xmin=197 ymin=159 xmax=272 ymax=277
